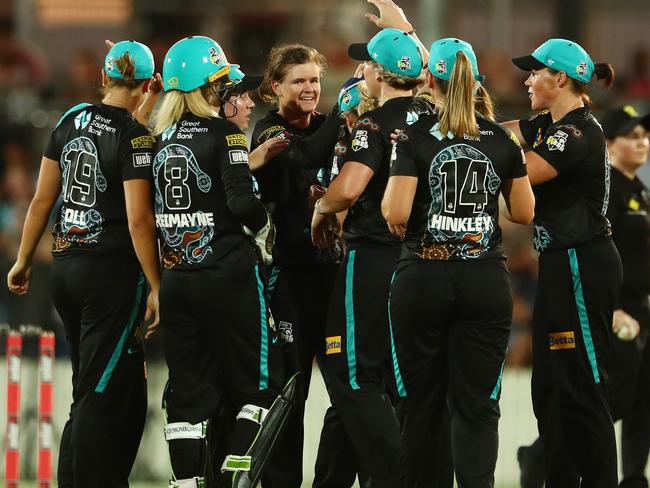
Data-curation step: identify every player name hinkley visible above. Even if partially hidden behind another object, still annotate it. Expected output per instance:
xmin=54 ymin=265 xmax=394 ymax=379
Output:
xmin=156 ymin=212 xmax=215 ymax=228
xmin=430 ymin=215 xmax=492 ymax=232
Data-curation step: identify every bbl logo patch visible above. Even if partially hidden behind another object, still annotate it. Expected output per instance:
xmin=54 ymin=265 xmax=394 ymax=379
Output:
xmin=326 ymin=336 xmax=342 ymax=355
xmin=549 ymin=331 xmax=576 ymax=350
xmin=398 ymin=56 xmax=412 ymax=72
xmin=576 ymin=61 xmax=588 ymax=76
xmin=546 ymin=130 xmax=569 ymax=152
xmin=342 ymin=91 xmax=352 ymax=106
xmin=435 ymin=59 xmax=447 ymax=75
xmin=351 ymin=130 xmax=369 ymax=152
xmin=106 ymin=57 xmax=114 ymax=73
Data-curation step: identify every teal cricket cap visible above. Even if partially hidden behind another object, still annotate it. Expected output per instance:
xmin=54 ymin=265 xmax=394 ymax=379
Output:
xmin=512 ymin=38 xmax=595 ymax=83
xmin=428 ymin=38 xmax=485 ymax=82
xmin=338 ymin=77 xmax=363 ymax=112
xmin=104 ymin=40 xmax=154 ymax=80
xmin=348 ymin=28 xmax=423 ymax=78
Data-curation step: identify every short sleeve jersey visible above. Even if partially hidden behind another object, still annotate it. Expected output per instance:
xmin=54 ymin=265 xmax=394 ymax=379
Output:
xmin=251 ymin=110 xmax=329 ymax=265
xmin=606 ymin=167 xmax=650 ymax=300
xmin=391 ymin=113 xmax=527 ymax=260
xmin=341 ymin=96 xmax=415 ymax=246
xmin=44 ymin=103 xmax=154 ymax=257
xmin=153 ymin=114 xmax=261 ymax=271
xmin=519 ymin=107 xmax=611 ymax=252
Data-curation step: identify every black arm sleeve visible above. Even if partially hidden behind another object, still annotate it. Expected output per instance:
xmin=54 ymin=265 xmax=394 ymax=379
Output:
xmin=271 ymin=104 xmax=343 ymax=169
xmin=218 ymin=131 xmax=268 ymax=233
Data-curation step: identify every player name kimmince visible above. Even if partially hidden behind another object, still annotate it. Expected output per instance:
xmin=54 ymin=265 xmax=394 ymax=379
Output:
xmin=429 ymin=215 xmax=492 ymax=232
xmin=156 ymin=212 xmax=215 ymax=228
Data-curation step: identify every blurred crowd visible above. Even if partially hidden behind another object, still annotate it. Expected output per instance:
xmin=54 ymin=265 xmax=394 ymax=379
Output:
xmin=1 ymin=17 xmax=649 ymax=364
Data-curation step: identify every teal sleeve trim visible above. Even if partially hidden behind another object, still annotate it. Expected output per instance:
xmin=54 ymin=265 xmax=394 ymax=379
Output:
xmin=255 ymin=265 xmax=269 ymax=390
xmin=345 ymin=250 xmax=360 ymax=390
xmin=388 ymin=272 xmax=407 ymax=397
xmin=55 ymin=102 xmax=92 ymax=129
xmin=95 ymin=273 xmax=146 ymax=393
xmin=568 ymin=248 xmax=601 ymax=384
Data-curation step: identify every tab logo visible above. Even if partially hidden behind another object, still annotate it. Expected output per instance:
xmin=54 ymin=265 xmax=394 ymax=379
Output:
xmin=326 ymin=336 xmax=342 ymax=355
xmin=549 ymin=331 xmax=576 ymax=350
xmin=74 ymin=110 xmax=91 ymax=130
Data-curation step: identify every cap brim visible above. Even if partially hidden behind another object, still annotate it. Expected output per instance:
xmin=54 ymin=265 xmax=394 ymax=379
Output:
xmin=348 ymin=43 xmax=372 ymax=61
xmin=240 ymin=74 xmax=263 ymax=93
xmin=640 ymin=114 xmax=650 ymax=132
xmin=512 ymin=55 xmax=547 ymax=72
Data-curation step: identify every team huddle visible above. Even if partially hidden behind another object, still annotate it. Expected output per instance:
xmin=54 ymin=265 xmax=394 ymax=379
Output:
xmin=7 ymin=0 xmax=650 ymax=487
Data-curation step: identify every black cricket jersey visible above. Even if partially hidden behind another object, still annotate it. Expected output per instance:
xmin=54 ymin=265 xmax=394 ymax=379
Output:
xmin=606 ymin=167 xmax=650 ymax=300
xmin=342 ymin=96 xmax=416 ymax=246
xmin=45 ymin=102 xmax=154 ymax=258
xmin=519 ymin=107 xmax=611 ymax=252
xmin=153 ymin=114 xmax=266 ymax=271
xmin=252 ymin=110 xmax=329 ymax=265
xmin=391 ymin=112 xmax=527 ymax=260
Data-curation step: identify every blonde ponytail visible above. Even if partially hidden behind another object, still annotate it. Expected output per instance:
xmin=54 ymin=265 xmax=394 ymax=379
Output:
xmin=153 ymin=86 xmax=218 ymax=135
xmin=438 ymin=52 xmax=479 ymax=137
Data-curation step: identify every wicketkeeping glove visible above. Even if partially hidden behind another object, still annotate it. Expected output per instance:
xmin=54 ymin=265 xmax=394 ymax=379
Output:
xmin=243 ymin=213 xmax=275 ymax=265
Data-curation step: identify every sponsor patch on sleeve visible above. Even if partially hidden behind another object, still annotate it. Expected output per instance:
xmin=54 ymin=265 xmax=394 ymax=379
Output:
xmin=325 ymin=336 xmax=342 ymax=355
xmin=130 ymin=135 xmax=155 ymax=149
xmin=132 ymin=153 xmax=152 ymax=167
xmin=257 ymin=125 xmax=286 ymax=143
xmin=226 ymin=133 xmax=248 ymax=147
xmin=351 ymin=130 xmax=369 ymax=152
xmin=549 ymin=331 xmax=576 ymax=350
xmin=228 ymin=149 xmax=249 ymax=165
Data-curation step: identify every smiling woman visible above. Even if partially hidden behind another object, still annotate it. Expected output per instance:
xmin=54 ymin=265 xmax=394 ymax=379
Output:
xmin=251 ymin=44 xmax=349 ymax=488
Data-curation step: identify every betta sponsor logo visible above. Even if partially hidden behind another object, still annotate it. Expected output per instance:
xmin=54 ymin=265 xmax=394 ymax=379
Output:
xmin=325 ymin=336 xmax=342 ymax=355
xmin=549 ymin=331 xmax=576 ymax=350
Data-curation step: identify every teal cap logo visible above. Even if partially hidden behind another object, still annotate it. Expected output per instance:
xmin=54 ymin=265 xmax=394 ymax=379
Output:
xmin=428 ymin=38 xmax=484 ymax=82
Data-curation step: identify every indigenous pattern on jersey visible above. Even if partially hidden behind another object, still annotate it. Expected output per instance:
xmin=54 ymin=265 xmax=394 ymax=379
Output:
xmin=45 ymin=103 xmax=153 ymax=256
xmin=341 ymin=96 xmax=422 ymax=245
xmin=252 ymin=110 xmax=330 ymax=264
xmin=607 ymin=167 xmax=650 ymax=299
xmin=153 ymin=115 xmax=264 ymax=271
xmin=519 ymin=107 xmax=611 ymax=252
xmin=391 ymin=112 xmax=527 ymax=260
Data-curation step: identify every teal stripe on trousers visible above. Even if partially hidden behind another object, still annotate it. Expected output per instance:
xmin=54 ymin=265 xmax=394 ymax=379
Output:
xmin=255 ymin=265 xmax=269 ymax=390
xmin=387 ymin=272 xmax=407 ymax=397
xmin=490 ymin=359 xmax=506 ymax=400
xmin=345 ymin=250 xmax=360 ymax=390
xmin=95 ymin=273 xmax=145 ymax=393
xmin=568 ymin=248 xmax=601 ymax=384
